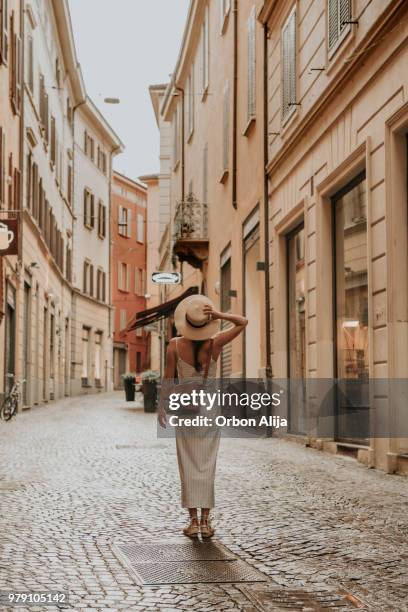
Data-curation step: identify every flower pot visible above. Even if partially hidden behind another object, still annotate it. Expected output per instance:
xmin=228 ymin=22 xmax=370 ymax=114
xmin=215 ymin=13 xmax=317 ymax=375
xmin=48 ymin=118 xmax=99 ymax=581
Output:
xmin=123 ymin=377 xmax=136 ymax=402
xmin=142 ymin=379 xmax=158 ymax=412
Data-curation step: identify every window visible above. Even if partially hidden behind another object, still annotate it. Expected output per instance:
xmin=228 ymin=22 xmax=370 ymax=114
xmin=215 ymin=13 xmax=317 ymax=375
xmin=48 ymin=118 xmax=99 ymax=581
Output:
xmin=83 ymin=260 xmax=94 ymax=296
xmin=67 ymin=162 xmax=72 ymax=205
xmin=0 ymin=126 xmax=5 ymax=206
xmin=55 ymin=57 xmax=61 ymax=87
xmin=118 ymin=262 xmax=130 ymax=292
xmin=220 ymin=255 xmax=231 ymax=312
xmin=27 ymin=35 xmax=34 ymax=93
xmin=287 ymin=223 xmax=306 ymax=434
xmin=120 ymin=309 xmax=127 ymax=331
xmin=97 ymin=147 xmax=107 ymax=174
xmin=135 ymin=267 xmax=145 ymax=296
xmin=66 ymin=246 xmax=72 ymax=282
xmin=173 ymin=106 xmax=179 ymax=165
xmin=333 ymin=173 xmax=369 ymax=442
xmin=136 ymin=213 xmax=144 ymax=243
xmin=247 ymin=6 xmax=256 ymax=122
xmin=202 ymin=5 xmax=209 ymax=93
xmin=222 ymin=80 xmax=230 ymax=173
xmin=67 ymin=97 xmax=73 ymax=127
xmin=186 ymin=69 xmax=194 ymax=138
xmin=50 ymin=117 xmax=56 ymax=166
xmin=94 ymin=332 xmax=102 ymax=383
xmin=84 ymin=188 xmax=95 ymax=229
xmin=0 ymin=0 xmax=9 ymax=65
xmin=136 ymin=351 xmax=142 ymax=371
xmin=96 ymin=269 xmax=106 ymax=302
xmin=281 ymin=7 xmax=297 ymax=122
xmin=81 ymin=327 xmax=90 ymax=383
xmin=98 ymin=201 xmax=106 ymax=238
xmin=118 ymin=206 xmax=131 ymax=237
xmin=10 ymin=11 xmax=22 ymax=115
xmin=328 ymin=0 xmax=351 ymax=52
xmin=84 ymin=131 xmax=95 ymax=160
xmin=39 ymin=74 xmax=49 ymax=142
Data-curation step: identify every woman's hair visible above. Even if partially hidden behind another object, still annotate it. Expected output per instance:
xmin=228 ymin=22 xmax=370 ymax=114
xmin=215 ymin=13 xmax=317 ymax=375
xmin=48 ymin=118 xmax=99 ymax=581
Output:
xmin=192 ymin=339 xmax=205 ymax=372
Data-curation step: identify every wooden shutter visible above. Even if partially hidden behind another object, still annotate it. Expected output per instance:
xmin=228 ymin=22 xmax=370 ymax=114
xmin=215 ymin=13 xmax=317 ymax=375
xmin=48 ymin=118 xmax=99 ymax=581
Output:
xmin=282 ymin=8 xmax=296 ymax=120
xmin=223 ymin=80 xmax=230 ymax=171
xmin=90 ymin=194 xmax=95 ymax=228
xmin=339 ymin=0 xmax=351 ymax=34
xmin=102 ymin=272 xmax=106 ymax=302
xmin=27 ymin=35 xmax=34 ymax=92
xmin=0 ymin=126 xmax=5 ymax=205
xmin=328 ymin=0 xmax=339 ymax=49
xmin=50 ymin=117 xmax=56 ymax=165
xmin=83 ymin=189 xmax=88 ymax=226
xmin=13 ymin=168 xmax=20 ymax=210
xmin=0 ymin=0 xmax=9 ymax=65
xmin=89 ymin=265 xmax=94 ymax=297
xmin=247 ymin=6 xmax=256 ymax=121
xmin=127 ymin=208 xmax=132 ymax=238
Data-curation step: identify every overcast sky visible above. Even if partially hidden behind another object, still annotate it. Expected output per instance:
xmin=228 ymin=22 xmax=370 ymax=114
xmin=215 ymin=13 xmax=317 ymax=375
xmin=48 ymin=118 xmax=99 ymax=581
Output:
xmin=68 ymin=0 xmax=190 ymax=180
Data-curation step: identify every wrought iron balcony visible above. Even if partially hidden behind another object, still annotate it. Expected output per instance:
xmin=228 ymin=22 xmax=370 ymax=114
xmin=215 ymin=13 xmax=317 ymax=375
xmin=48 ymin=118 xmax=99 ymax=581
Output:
xmin=173 ymin=194 xmax=209 ymax=269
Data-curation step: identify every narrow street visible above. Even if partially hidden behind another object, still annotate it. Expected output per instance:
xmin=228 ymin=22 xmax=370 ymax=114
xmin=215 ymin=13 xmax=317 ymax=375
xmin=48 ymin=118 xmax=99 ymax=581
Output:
xmin=0 ymin=393 xmax=407 ymax=612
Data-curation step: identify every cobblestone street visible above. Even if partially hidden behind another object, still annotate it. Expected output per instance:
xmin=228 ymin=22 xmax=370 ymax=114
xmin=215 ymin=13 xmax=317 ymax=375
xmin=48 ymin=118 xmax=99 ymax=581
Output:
xmin=0 ymin=392 xmax=407 ymax=611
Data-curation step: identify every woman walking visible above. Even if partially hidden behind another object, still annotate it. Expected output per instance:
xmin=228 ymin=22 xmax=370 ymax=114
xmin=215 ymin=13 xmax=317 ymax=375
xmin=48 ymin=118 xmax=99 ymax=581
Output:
xmin=158 ymin=294 xmax=247 ymax=539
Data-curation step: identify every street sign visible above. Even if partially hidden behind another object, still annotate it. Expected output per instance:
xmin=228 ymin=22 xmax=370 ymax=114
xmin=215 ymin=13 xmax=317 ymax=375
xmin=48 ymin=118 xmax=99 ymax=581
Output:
xmin=151 ymin=271 xmax=181 ymax=285
xmin=0 ymin=219 xmax=18 ymax=255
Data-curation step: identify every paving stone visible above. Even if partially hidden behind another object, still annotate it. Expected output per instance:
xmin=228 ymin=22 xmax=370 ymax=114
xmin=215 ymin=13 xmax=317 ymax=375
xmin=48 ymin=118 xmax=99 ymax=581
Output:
xmin=0 ymin=392 xmax=406 ymax=611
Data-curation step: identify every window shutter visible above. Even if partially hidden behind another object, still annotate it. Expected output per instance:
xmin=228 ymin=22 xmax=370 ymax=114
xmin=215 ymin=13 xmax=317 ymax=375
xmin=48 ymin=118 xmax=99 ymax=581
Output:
xmin=83 ymin=189 xmax=88 ymax=226
xmin=90 ymin=194 xmax=95 ymax=228
xmin=102 ymin=272 xmax=106 ymax=302
xmin=0 ymin=126 xmax=4 ymax=205
xmin=247 ymin=6 xmax=256 ymax=121
xmin=117 ymin=262 xmax=122 ymax=290
xmin=282 ymin=9 xmax=296 ymax=120
xmin=83 ymin=261 xmax=88 ymax=293
xmin=28 ymin=35 xmax=34 ymax=92
xmin=50 ymin=117 xmax=56 ymax=165
xmin=127 ymin=208 xmax=132 ymax=238
xmin=126 ymin=264 xmax=130 ymax=291
xmin=339 ymin=0 xmax=351 ymax=34
xmin=223 ymin=80 xmax=230 ymax=171
xmin=89 ymin=265 xmax=94 ymax=297
xmin=328 ymin=0 xmax=339 ymax=49
xmin=0 ymin=0 xmax=9 ymax=65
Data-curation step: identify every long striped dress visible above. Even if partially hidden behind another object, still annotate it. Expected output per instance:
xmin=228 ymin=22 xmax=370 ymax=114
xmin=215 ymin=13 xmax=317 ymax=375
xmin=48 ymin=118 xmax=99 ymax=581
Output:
xmin=175 ymin=339 xmax=221 ymax=509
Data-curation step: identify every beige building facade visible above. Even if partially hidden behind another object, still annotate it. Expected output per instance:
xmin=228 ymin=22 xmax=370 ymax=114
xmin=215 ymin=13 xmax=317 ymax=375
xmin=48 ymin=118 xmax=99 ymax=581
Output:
xmin=260 ymin=0 xmax=408 ymax=473
xmin=155 ymin=0 xmax=269 ymax=379
xmin=0 ymin=0 xmax=122 ymax=407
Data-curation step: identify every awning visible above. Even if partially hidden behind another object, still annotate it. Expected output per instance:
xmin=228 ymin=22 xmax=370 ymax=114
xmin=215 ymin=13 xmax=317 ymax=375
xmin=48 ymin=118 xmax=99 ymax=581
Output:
xmin=124 ymin=286 xmax=199 ymax=332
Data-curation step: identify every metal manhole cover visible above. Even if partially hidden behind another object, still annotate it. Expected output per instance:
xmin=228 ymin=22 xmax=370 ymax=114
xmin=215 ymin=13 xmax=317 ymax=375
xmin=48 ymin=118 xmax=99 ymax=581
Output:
xmin=112 ymin=540 xmax=267 ymax=585
xmin=127 ymin=559 xmax=266 ymax=585
xmin=116 ymin=540 xmax=235 ymax=562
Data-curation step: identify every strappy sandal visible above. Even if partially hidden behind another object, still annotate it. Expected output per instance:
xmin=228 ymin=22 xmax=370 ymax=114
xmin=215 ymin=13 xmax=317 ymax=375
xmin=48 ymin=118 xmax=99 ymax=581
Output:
xmin=183 ymin=518 xmax=200 ymax=538
xmin=200 ymin=518 xmax=215 ymax=539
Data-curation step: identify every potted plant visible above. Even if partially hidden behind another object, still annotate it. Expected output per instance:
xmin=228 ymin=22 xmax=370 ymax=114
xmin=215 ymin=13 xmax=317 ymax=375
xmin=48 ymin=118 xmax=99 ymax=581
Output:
xmin=141 ymin=370 xmax=160 ymax=412
xmin=122 ymin=372 xmax=136 ymax=402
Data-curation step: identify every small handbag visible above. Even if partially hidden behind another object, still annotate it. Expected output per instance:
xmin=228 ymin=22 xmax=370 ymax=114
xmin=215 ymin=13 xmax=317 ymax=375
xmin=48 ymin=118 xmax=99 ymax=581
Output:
xmin=167 ymin=339 xmax=214 ymax=416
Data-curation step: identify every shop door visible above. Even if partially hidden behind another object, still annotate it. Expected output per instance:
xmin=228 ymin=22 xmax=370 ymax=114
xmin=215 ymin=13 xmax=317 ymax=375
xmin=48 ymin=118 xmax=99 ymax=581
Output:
xmin=333 ymin=172 xmax=369 ymax=444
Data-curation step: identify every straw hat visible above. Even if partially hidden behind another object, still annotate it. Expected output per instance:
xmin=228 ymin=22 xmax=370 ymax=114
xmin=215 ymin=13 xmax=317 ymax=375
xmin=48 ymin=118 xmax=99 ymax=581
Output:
xmin=174 ymin=294 xmax=219 ymax=340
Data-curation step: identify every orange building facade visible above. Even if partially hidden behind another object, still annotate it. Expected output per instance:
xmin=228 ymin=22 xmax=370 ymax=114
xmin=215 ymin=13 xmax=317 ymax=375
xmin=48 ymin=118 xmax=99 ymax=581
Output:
xmin=111 ymin=171 xmax=148 ymax=388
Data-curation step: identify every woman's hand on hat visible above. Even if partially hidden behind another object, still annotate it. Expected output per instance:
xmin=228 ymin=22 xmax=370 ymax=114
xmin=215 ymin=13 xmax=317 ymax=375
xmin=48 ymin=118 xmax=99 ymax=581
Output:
xmin=203 ymin=304 xmax=222 ymax=321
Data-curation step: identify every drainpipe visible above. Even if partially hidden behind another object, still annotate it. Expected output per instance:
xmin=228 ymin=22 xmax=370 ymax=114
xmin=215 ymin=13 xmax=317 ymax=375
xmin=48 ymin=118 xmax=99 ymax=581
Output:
xmin=263 ymin=23 xmax=272 ymax=380
xmin=232 ymin=0 xmax=238 ymax=209
xmin=263 ymin=23 xmax=273 ymax=436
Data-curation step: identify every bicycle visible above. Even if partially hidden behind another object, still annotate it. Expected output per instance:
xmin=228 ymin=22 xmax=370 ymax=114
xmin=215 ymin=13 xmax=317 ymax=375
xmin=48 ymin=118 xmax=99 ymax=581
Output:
xmin=0 ymin=378 xmax=25 ymax=421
